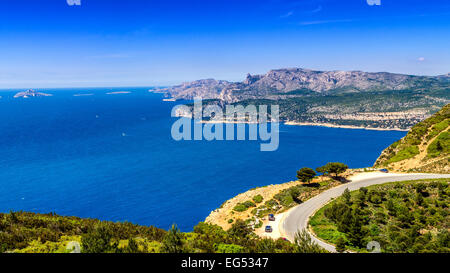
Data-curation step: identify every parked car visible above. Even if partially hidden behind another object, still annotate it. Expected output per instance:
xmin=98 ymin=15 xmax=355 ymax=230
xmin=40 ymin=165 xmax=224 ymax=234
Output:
xmin=379 ymin=169 xmax=389 ymax=173
xmin=268 ymin=214 xmax=275 ymax=221
xmin=265 ymin=226 xmax=273 ymax=233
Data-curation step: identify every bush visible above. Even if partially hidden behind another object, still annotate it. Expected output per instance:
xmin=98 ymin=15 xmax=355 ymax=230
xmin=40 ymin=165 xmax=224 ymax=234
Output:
xmin=242 ymin=201 xmax=256 ymax=208
xmin=252 ymin=195 xmax=263 ymax=203
xmin=273 ymin=186 xmax=302 ymax=207
xmin=233 ymin=201 xmax=256 ymax=212
xmin=215 ymin=243 xmax=244 ymax=253
xmin=427 ymin=132 xmax=449 ymax=158
xmin=161 ymin=224 xmax=184 ymax=253
xmin=233 ymin=204 xmax=248 ymax=212
xmin=81 ymin=224 xmax=119 ymax=253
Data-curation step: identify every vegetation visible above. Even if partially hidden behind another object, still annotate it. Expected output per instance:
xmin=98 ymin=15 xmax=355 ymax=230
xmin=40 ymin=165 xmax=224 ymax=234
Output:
xmin=0 ymin=211 xmax=324 ymax=253
xmin=296 ymin=167 xmax=316 ymax=183
xmin=294 ymin=230 xmax=328 ymax=253
xmin=0 ymin=211 xmax=166 ymax=253
xmin=375 ymin=103 xmax=449 ymax=173
xmin=316 ymin=162 xmax=348 ymax=178
xmin=427 ymin=131 xmax=449 ymax=158
xmin=81 ymin=224 xmax=120 ymax=253
xmin=252 ymin=194 xmax=263 ymax=203
xmin=161 ymin=224 xmax=184 ymax=253
xmin=233 ymin=200 xmax=256 ymax=212
xmin=387 ymin=146 xmax=420 ymax=163
xmin=335 ymin=236 xmax=347 ymax=253
xmin=252 ymin=179 xmax=341 ymax=219
xmin=310 ymin=179 xmax=450 ymax=253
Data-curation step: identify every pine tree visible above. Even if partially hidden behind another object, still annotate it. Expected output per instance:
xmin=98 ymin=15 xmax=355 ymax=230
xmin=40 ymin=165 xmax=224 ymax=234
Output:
xmin=335 ymin=236 xmax=347 ymax=253
xmin=294 ymin=229 xmax=327 ymax=253
xmin=296 ymin=167 xmax=316 ymax=183
xmin=343 ymin=188 xmax=351 ymax=204
xmin=81 ymin=224 xmax=119 ymax=253
xmin=161 ymin=224 xmax=184 ymax=253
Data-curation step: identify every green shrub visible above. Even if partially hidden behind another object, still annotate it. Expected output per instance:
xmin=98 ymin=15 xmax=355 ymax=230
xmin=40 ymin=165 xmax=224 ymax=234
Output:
xmin=233 ymin=204 xmax=248 ymax=212
xmin=265 ymin=199 xmax=279 ymax=208
xmin=427 ymin=132 xmax=449 ymax=158
xmin=215 ymin=243 xmax=244 ymax=253
xmin=427 ymin=120 xmax=449 ymax=140
xmin=387 ymin=146 xmax=419 ymax=163
xmin=252 ymin=195 xmax=263 ymax=203
xmin=233 ymin=201 xmax=256 ymax=212
xmin=242 ymin=201 xmax=256 ymax=208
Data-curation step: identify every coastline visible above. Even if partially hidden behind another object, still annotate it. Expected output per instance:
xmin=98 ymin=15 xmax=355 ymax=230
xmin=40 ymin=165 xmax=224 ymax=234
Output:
xmin=187 ymin=118 xmax=409 ymax=132
xmin=284 ymin=121 xmax=409 ymax=132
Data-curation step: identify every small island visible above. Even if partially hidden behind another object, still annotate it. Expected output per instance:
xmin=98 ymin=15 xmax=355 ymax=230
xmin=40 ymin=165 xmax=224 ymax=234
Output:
xmin=106 ymin=91 xmax=131 ymax=95
xmin=14 ymin=89 xmax=52 ymax=98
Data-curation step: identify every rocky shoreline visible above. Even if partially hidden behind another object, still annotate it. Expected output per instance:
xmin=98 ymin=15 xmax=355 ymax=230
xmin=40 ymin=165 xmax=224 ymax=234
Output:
xmin=284 ymin=121 xmax=409 ymax=131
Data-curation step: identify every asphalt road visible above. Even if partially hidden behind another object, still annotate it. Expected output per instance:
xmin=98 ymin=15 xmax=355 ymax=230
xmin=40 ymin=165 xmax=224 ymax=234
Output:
xmin=281 ymin=173 xmax=450 ymax=252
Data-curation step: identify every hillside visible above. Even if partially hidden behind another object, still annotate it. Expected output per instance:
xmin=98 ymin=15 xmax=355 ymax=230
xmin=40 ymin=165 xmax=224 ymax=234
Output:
xmin=310 ymin=179 xmax=450 ymax=253
xmin=374 ymin=104 xmax=450 ymax=173
xmin=0 ymin=211 xmax=303 ymax=253
xmin=158 ymin=68 xmax=450 ymax=130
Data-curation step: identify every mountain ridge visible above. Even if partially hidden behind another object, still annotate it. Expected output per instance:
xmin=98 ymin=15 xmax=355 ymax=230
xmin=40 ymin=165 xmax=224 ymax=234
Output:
xmin=156 ymin=67 xmax=450 ymax=130
xmin=156 ymin=68 xmax=450 ymax=102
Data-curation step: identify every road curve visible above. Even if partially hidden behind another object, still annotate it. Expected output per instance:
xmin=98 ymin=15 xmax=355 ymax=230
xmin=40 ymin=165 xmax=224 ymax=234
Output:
xmin=282 ymin=173 xmax=450 ymax=252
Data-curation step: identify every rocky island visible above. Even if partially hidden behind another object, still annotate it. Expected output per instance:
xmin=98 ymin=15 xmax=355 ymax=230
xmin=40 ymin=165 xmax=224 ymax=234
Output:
xmin=13 ymin=89 xmax=52 ymax=98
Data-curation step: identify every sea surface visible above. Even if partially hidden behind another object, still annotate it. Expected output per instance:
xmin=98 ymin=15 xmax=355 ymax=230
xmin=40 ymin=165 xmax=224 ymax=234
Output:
xmin=0 ymin=87 xmax=406 ymax=231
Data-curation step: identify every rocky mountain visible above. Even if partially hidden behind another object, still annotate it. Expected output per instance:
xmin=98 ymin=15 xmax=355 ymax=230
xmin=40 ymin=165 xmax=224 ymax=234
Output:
xmin=158 ymin=68 xmax=450 ymax=130
xmin=156 ymin=68 xmax=450 ymax=102
xmin=374 ymin=104 xmax=449 ymax=173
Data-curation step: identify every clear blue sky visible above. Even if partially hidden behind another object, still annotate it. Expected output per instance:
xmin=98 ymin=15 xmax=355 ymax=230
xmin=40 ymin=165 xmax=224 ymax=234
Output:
xmin=1 ymin=0 xmax=449 ymax=88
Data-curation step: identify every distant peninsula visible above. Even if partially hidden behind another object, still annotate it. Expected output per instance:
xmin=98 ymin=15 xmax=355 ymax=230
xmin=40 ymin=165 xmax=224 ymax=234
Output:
xmin=14 ymin=89 xmax=52 ymax=98
xmin=155 ymin=67 xmax=450 ymax=130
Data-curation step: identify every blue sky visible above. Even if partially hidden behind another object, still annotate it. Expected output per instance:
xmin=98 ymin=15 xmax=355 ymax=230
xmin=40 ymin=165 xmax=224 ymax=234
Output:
xmin=0 ymin=0 xmax=449 ymax=88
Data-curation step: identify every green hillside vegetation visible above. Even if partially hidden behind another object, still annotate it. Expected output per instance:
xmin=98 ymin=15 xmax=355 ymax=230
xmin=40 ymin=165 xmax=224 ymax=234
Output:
xmin=0 ymin=211 xmax=166 ymax=253
xmin=375 ymin=103 xmax=450 ymax=172
xmin=427 ymin=131 xmax=449 ymax=158
xmin=0 ymin=211 xmax=325 ymax=253
xmin=310 ymin=179 xmax=450 ymax=253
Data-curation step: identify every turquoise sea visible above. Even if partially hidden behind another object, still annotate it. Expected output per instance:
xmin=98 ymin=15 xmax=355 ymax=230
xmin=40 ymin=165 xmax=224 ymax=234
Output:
xmin=0 ymin=87 xmax=406 ymax=231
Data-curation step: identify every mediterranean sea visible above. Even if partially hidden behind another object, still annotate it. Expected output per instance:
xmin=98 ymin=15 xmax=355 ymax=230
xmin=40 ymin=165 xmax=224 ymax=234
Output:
xmin=0 ymin=87 xmax=406 ymax=231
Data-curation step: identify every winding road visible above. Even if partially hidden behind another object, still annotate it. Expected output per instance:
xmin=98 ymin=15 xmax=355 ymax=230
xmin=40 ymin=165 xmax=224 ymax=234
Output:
xmin=281 ymin=173 xmax=450 ymax=252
